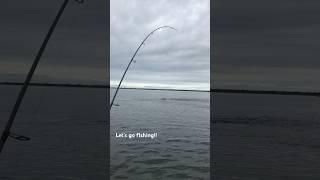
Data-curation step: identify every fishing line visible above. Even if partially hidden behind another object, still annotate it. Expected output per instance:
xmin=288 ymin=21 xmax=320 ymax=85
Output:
xmin=110 ymin=26 xmax=177 ymax=110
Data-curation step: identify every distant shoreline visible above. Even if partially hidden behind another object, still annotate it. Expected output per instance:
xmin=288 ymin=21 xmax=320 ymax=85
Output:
xmin=0 ymin=82 xmax=208 ymax=92
xmin=212 ymin=88 xmax=320 ymax=97
xmin=1 ymin=82 xmax=320 ymax=96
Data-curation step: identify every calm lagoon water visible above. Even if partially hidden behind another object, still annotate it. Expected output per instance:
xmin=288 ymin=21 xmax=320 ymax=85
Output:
xmin=110 ymin=89 xmax=210 ymax=180
xmin=0 ymin=85 xmax=107 ymax=180
xmin=0 ymin=85 xmax=210 ymax=179
xmin=3 ymin=85 xmax=318 ymax=179
xmin=213 ymin=93 xmax=320 ymax=180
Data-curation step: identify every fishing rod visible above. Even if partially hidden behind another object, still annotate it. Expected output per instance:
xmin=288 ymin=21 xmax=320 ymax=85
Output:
xmin=110 ymin=26 xmax=176 ymax=110
xmin=0 ymin=0 xmax=84 ymax=155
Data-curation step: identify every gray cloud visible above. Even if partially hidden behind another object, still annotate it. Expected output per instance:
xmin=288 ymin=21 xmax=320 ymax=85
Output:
xmin=0 ymin=0 xmax=106 ymax=84
xmin=111 ymin=0 xmax=210 ymax=90
xmin=214 ymin=0 xmax=320 ymax=91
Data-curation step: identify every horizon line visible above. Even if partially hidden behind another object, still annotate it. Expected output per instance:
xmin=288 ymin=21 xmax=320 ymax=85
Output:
xmin=0 ymin=82 xmax=208 ymax=92
xmin=1 ymin=82 xmax=320 ymax=96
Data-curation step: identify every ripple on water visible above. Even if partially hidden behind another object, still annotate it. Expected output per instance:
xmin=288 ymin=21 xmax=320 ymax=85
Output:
xmin=143 ymin=149 xmax=160 ymax=154
xmin=126 ymin=166 xmax=139 ymax=174
xmin=113 ymin=175 xmax=128 ymax=180
xmin=165 ymin=165 xmax=209 ymax=173
xmin=166 ymin=138 xmax=191 ymax=143
xmin=195 ymin=141 xmax=210 ymax=146
xmin=133 ymin=158 xmax=176 ymax=165
xmin=166 ymin=173 xmax=193 ymax=179
xmin=111 ymin=161 xmax=129 ymax=175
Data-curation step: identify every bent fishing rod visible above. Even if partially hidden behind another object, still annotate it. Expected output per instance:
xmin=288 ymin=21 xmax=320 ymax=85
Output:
xmin=0 ymin=0 xmax=84 ymax=155
xmin=110 ymin=26 xmax=176 ymax=110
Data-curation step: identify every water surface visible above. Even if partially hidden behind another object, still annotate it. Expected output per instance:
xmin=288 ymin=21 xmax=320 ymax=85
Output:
xmin=110 ymin=89 xmax=210 ymax=180
xmin=0 ymin=85 xmax=107 ymax=180
xmin=213 ymin=93 xmax=320 ymax=180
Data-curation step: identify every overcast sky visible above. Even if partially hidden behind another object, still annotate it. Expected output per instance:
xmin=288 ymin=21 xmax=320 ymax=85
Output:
xmin=0 ymin=0 xmax=106 ymax=84
xmin=3 ymin=1 xmax=317 ymax=92
xmin=111 ymin=0 xmax=210 ymax=90
xmin=214 ymin=0 xmax=320 ymax=92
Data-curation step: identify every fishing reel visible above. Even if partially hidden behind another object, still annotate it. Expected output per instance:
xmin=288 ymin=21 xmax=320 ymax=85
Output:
xmin=9 ymin=132 xmax=30 ymax=141
xmin=1 ymin=131 xmax=30 ymax=141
